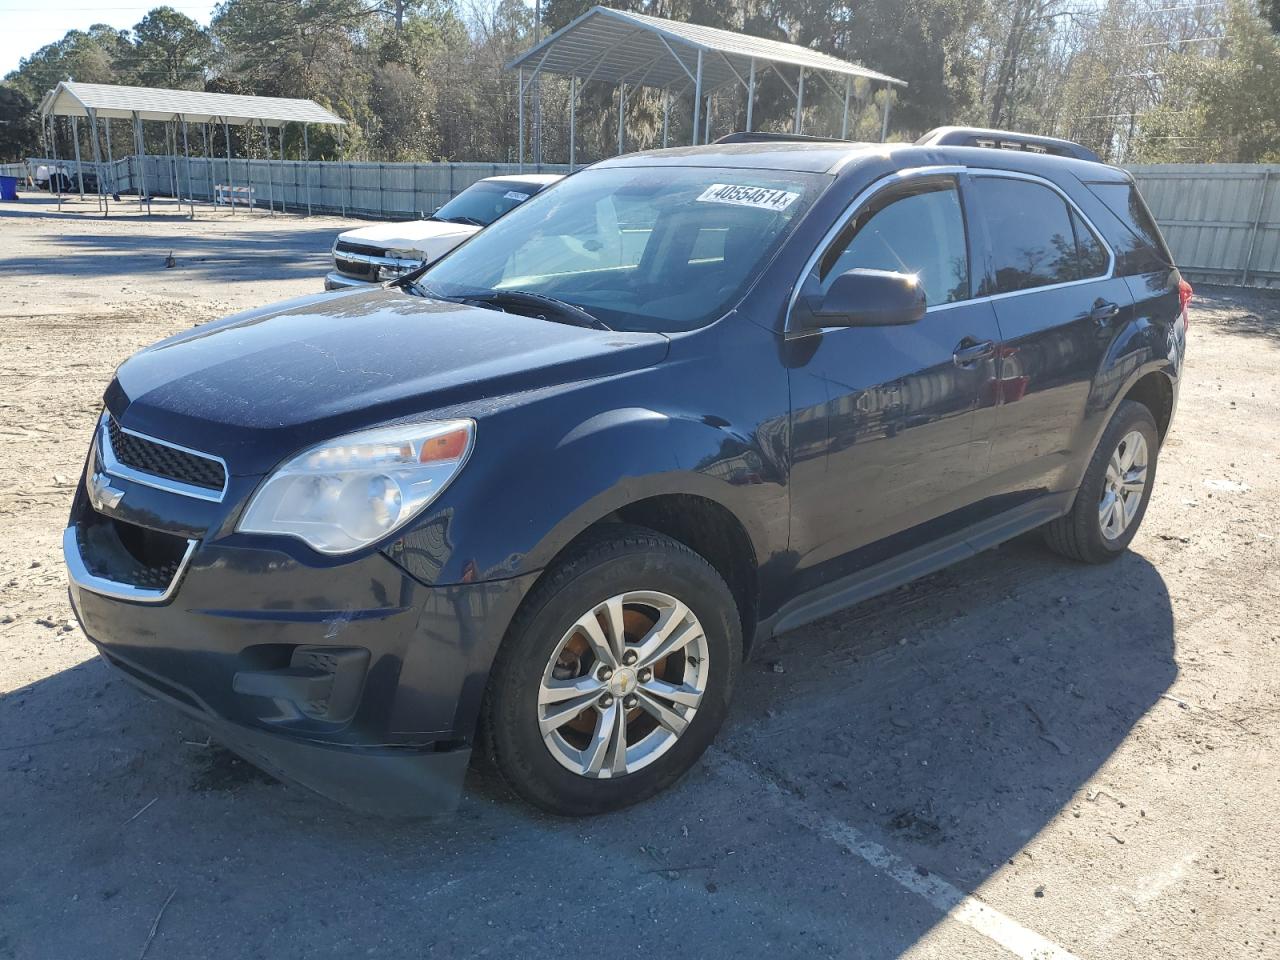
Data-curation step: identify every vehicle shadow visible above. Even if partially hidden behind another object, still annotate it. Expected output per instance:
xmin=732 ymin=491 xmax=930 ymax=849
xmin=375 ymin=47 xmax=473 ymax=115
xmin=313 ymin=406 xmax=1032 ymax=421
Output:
xmin=0 ymin=536 xmax=1174 ymax=958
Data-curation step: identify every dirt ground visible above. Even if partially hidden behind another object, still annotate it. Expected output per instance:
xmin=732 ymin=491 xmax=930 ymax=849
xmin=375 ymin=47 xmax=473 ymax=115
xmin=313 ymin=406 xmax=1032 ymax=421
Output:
xmin=1 ymin=194 xmax=1278 ymax=960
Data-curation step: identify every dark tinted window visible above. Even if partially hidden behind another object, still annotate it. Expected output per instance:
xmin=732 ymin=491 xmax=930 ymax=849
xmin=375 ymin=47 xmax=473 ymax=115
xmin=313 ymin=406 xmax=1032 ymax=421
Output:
xmin=975 ymin=177 xmax=1082 ymax=293
xmin=1071 ymin=209 xmax=1109 ymax=277
xmin=1086 ymin=181 xmax=1173 ymax=275
xmin=820 ymin=181 xmax=969 ymax=306
xmin=433 ymin=180 xmax=544 ymax=226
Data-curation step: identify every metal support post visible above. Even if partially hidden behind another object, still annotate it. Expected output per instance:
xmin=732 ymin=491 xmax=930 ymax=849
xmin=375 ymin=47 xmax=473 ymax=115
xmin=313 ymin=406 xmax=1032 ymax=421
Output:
xmin=692 ymin=50 xmax=704 ymax=145
xmin=794 ymin=68 xmax=805 ymax=134
xmin=1242 ymin=171 xmax=1273 ymax=286
xmin=71 ymin=115 xmax=85 ymax=198
xmin=261 ymin=120 xmax=274 ymax=215
xmin=617 ymin=82 xmax=626 ymax=155
xmin=223 ymin=118 xmax=236 ymax=216
xmin=278 ymin=123 xmax=287 ymax=214
xmin=303 ymin=124 xmax=312 ymax=216
xmin=181 ymin=117 xmax=194 ymax=218
xmin=104 ymin=117 xmax=115 ymax=198
xmin=88 ymin=108 xmax=105 ymax=214
xmin=841 ymin=76 xmax=852 ymax=139
xmin=569 ymin=76 xmax=577 ymax=170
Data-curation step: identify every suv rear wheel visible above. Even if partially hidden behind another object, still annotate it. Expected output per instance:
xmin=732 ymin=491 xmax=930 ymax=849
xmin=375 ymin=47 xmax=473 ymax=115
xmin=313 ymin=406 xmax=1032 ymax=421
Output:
xmin=483 ymin=526 xmax=741 ymax=815
xmin=1044 ymin=399 xmax=1160 ymax=563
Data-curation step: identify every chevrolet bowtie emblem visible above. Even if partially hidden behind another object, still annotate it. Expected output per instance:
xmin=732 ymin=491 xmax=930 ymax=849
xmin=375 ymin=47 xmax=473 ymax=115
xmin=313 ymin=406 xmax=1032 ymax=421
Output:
xmin=88 ymin=472 xmax=124 ymax=511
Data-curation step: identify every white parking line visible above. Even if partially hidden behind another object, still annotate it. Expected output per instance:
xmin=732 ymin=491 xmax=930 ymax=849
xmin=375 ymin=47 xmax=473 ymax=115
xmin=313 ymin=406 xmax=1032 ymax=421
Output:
xmin=709 ymin=752 xmax=1082 ymax=960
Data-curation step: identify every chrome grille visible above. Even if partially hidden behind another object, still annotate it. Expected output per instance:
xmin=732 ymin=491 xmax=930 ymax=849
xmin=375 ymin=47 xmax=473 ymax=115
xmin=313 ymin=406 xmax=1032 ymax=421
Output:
xmin=104 ymin=417 xmax=227 ymax=497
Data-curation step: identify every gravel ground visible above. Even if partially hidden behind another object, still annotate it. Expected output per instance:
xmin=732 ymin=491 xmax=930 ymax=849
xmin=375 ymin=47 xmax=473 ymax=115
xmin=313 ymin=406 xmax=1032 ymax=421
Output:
xmin=1 ymin=195 xmax=1278 ymax=960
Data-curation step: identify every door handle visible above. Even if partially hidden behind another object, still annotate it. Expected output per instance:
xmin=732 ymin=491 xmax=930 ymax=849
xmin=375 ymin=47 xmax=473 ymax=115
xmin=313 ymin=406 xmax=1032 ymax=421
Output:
xmin=1090 ymin=300 xmax=1121 ymax=325
xmin=953 ymin=338 xmax=996 ymax=366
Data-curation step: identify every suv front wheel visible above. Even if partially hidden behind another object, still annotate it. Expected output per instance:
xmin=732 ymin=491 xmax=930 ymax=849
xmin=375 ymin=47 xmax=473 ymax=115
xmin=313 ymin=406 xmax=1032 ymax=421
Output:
xmin=1044 ymin=399 xmax=1160 ymax=563
xmin=483 ymin=526 xmax=741 ymax=815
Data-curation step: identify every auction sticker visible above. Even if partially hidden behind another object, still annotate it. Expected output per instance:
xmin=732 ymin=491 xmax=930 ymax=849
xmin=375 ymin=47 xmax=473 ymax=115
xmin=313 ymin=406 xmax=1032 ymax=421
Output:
xmin=696 ymin=183 xmax=799 ymax=211
xmin=503 ymin=191 xmax=531 ymax=201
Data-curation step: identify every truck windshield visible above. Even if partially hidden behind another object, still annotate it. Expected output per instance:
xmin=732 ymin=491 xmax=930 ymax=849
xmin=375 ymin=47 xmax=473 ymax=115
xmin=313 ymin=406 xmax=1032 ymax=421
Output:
xmin=417 ymin=166 xmax=829 ymax=333
xmin=433 ymin=180 xmax=542 ymax=226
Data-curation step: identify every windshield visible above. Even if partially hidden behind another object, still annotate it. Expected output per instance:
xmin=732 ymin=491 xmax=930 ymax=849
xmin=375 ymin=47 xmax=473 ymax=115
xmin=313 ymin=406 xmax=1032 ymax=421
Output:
xmin=418 ymin=166 xmax=829 ymax=333
xmin=433 ymin=180 xmax=543 ymax=226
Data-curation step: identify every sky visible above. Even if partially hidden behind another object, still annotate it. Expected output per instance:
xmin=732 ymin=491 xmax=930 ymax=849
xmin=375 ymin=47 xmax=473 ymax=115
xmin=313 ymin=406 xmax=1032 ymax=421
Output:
xmin=0 ymin=0 xmax=218 ymax=78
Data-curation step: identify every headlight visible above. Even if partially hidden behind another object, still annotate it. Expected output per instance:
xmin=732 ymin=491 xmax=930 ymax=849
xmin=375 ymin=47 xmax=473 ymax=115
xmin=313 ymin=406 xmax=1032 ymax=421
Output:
xmin=237 ymin=419 xmax=474 ymax=554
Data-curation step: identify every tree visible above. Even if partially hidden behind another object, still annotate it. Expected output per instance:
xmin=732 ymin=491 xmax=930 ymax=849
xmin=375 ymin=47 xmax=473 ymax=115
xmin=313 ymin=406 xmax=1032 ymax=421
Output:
xmin=1133 ymin=0 xmax=1280 ymax=162
xmin=128 ymin=7 xmax=213 ymax=88
xmin=4 ymin=24 xmax=130 ymax=98
xmin=0 ymin=85 xmax=40 ymax=162
xmin=209 ymin=0 xmax=376 ymax=99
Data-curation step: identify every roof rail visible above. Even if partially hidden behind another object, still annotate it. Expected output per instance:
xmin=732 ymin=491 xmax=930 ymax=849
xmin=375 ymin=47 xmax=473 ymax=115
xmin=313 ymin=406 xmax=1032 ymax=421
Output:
xmin=916 ymin=126 xmax=1100 ymax=163
xmin=714 ymin=131 xmax=851 ymax=145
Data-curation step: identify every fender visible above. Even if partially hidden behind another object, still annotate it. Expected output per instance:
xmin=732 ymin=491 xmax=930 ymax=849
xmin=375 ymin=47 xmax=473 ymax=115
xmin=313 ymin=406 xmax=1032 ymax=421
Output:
xmin=390 ymin=395 xmax=789 ymax=589
xmin=389 ymin=400 xmax=788 ymax=743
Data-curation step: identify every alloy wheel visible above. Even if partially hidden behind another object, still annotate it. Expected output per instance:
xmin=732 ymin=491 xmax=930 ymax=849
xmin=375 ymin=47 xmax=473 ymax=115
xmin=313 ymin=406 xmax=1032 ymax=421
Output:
xmin=537 ymin=591 xmax=709 ymax=779
xmin=1098 ymin=429 xmax=1149 ymax=541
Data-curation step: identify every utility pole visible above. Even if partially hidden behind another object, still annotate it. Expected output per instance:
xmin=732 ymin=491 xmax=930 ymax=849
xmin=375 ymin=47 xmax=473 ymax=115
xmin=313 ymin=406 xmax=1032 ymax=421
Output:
xmin=532 ymin=0 xmax=542 ymax=166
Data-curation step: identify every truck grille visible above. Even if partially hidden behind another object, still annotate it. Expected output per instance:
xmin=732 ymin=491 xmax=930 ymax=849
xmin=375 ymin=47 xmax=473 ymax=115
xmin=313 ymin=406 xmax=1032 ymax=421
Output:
xmin=335 ymin=240 xmax=387 ymax=259
xmin=106 ymin=417 xmax=226 ymax=494
xmin=334 ymin=240 xmax=385 ymax=281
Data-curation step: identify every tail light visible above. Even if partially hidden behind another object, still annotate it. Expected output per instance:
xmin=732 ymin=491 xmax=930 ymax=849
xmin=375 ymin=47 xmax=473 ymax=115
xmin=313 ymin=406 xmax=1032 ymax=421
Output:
xmin=1178 ymin=279 xmax=1193 ymax=330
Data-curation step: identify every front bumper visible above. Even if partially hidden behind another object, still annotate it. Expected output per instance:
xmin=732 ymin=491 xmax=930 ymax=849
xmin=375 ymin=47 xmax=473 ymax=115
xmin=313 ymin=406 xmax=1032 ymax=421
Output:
xmin=65 ymin=449 xmax=537 ymax=815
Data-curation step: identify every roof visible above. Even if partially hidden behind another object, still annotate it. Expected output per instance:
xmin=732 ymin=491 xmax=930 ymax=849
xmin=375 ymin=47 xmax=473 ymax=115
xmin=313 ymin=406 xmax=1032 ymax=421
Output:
xmin=588 ymin=138 xmax=1116 ymax=178
xmin=593 ymin=140 xmax=892 ymax=174
xmin=506 ymin=6 xmax=905 ymax=94
xmin=481 ymin=174 xmax=565 ymax=186
xmin=37 ymin=81 xmax=345 ymax=127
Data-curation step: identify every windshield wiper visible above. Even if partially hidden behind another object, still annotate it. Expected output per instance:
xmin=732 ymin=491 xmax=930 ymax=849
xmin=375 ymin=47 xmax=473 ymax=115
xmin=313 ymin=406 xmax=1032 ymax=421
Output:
xmin=403 ymin=283 xmax=611 ymax=331
xmin=467 ymin=290 xmax=612 ymax=330
xmin=442 ymin=215 xmax=486 ymax=227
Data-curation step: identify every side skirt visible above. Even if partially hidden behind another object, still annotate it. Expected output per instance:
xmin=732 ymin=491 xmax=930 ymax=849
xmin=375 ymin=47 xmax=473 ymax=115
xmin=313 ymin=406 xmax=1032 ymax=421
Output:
xmin=758 ymin=491 xmax=1075 ymax=642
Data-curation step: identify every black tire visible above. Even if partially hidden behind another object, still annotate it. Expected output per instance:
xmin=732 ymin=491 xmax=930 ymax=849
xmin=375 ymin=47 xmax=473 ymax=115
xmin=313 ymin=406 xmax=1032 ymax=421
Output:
xmin=482 ymin=525 xmax=741 ymax=816
xmin=1043 ymin=400 xmax=1160 ymax=563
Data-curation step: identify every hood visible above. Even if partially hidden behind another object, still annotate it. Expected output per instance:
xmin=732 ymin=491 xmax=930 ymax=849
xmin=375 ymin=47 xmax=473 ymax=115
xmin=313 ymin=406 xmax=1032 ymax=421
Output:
xmin=338 ymin=219 xmax=478 ymax=260
xmin=107 ymin=288 xmax=669 ymax=475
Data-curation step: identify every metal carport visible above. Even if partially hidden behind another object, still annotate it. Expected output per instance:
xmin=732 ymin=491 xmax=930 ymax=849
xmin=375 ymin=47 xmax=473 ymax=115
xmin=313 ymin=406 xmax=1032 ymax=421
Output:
xmin=37 ymin=81 xmax=345 ymax=216
xmin=505 ymin=5 xmax=907 ymax=170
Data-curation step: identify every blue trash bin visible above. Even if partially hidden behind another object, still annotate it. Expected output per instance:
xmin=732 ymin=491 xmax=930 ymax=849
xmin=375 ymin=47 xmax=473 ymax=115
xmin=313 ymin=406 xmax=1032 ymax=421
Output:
xmin=0 ymin=176 xmax=17 ymax=202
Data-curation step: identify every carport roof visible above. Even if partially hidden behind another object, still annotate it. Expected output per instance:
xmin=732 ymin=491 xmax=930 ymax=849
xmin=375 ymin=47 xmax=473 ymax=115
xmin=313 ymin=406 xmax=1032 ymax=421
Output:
xmin=505 ymin=6 xmax=907 ymax=93
xmin=37 ymin=81 xmax=345 ymax=128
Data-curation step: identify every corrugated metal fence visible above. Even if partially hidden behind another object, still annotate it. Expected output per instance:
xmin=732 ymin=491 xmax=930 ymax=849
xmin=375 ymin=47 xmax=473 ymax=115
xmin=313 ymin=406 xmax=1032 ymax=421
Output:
xmin=22 ymin=155 xmax=568 ymax=220
xmin=1127 ymin=164 xmax=1280 ymax=288
xmin=16 ymin=155 xmax=1280 ymax=288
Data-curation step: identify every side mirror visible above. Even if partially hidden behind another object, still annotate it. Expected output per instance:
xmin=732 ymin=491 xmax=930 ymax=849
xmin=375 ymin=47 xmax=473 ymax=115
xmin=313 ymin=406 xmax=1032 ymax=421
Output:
xmin=799 ymin=268 xmax=927 ymax=328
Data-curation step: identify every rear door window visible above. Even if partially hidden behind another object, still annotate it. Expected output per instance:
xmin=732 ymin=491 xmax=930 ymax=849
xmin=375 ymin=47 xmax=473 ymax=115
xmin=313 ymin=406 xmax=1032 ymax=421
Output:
xmin=974 ymin=177 xmax=1098 ymax=294
xmin=1071 ymin=209 xmax=1110 ymax=278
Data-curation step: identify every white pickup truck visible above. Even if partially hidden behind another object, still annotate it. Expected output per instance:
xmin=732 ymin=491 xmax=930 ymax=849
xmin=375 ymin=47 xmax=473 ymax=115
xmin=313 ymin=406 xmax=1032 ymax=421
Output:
xmin=324 ymin=173 xmax=562 ymax=290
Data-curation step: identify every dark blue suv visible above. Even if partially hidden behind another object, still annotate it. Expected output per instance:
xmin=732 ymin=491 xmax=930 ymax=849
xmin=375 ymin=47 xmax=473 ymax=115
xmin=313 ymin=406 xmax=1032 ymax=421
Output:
xmin=65 ymin=130 xmax=1188 ymax=816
